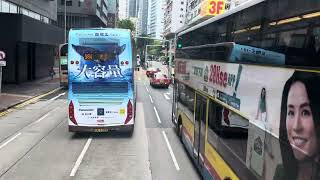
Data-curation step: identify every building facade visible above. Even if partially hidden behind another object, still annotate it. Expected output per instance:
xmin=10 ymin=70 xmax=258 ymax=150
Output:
xmin=107 ymin=0 xmax=119 ymax=27
xmin=164 ymin=0 xmax=187 ymax=36
xmin=128 ymin=0 xmax=137 ymax=17
xmin=57 ymin=0 xmax=109 ymax=39
xmin=163 ymin=0 xmax=187 ymax=53
xmin=118 ymin=0 xmax=128 ymax=19
xmin=147 ymin=0 xmax=165 ymax=39
xmin=0 ymin=0 xmax=64 ymax=83
xmin=137 ymin=0 xmax=148 ymax=35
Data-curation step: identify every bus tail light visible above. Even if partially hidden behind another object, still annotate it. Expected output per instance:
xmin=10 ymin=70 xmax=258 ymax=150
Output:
xmin=69 ymin=101 xmax=78 ymax=125
xmin=124 ymin=100 xmax=133 ymax=124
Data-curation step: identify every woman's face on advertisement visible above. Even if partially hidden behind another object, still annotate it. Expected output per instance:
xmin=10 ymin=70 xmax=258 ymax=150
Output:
xmin=286 ymin=81 xmax=318 ymax=161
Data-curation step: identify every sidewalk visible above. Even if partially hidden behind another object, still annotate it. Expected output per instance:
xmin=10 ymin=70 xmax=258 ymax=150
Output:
xmin=0 ymin=76 xmax=60 ymax=112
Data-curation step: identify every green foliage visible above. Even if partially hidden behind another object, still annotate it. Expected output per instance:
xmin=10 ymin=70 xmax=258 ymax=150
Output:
xmin=117 ymin=19 xmax=135 ymax=32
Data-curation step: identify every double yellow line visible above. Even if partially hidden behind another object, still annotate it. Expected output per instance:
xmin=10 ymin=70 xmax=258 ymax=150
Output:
xmin=0 ymin=87 xmax=62 ymax=118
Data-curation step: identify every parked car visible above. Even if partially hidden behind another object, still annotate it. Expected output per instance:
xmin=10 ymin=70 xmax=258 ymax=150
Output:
xmin=150 ymin=73 xmax=171 ymax=88
xmin=146 ymin=67 xmax=160 ymax=77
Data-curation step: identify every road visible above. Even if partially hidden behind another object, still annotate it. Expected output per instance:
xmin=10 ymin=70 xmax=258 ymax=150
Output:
xmin=0 ymin=61 xmax=201 ymax=180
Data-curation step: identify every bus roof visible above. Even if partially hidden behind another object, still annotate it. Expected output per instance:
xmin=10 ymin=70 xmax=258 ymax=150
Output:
xmin=69 ymin=28 xmax=131 ymax=33
xmin=178 ymin=0 xmax=265 ymax=37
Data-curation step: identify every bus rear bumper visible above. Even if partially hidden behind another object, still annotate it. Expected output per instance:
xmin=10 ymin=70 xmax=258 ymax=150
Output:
xmin=68 ymin=124 xmax=134 ymax=133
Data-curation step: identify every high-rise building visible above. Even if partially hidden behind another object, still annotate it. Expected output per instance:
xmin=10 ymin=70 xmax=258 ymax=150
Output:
xmin=164 ymin=0 xmax=187 ymax=36
xmin=137 ymin=0 xmax=148 ymax=35
xmin=118 ymin=0 xmax=128 ymax=19
xmin=128 ymin=0 xmax=137 ymax=17
xmin=163 ymin=0 xmax=187 ymax=53
xmin=107 ymin=0 xmax=119 ymax=27
xmin=0 ymin=0 xmax=64 ymax=83
xmin=57 ymin=0 xmax=109 ymax=36
xmin=147 ymin=0 xmax=165 ymax=39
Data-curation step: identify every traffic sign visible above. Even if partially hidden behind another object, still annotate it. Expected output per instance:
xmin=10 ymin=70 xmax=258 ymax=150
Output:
xmin=0 ymin=51 xmax=5 ymax=60
xmin=0 ymin=61 xmax=6 ymax=66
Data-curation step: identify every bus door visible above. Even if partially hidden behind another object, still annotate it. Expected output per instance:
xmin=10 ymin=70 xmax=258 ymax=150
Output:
xmin=194 ymin=93 xmax=207 ymax=169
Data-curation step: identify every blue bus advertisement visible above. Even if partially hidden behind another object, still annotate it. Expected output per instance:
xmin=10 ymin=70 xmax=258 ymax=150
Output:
xmin=68 ymin=28 xmax=135 ymax=133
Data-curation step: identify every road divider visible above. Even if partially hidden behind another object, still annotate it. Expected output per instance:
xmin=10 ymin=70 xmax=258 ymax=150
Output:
xmin=162 ymin=131 xmax=180 ymax=171
xmin=70 ymin=137 xmax=92 ymax=177
xmin=153 ymin=106 xmax=162 ymax=124
xmin=149 ymin=95 xmax=154 ymax=103
xmin=34 ymin=112 xmax=51 ymax=124
xmin=164 ymin=94 xmax=170 ymax=100
xmin=49 ymin=92 xmax=66 ymax=101
xmin=0 ymin=133 xmax=22 ymax=150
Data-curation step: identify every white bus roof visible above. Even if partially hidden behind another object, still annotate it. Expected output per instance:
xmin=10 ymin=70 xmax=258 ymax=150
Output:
xmin=178 ymin=0 xmax=265 ymax=36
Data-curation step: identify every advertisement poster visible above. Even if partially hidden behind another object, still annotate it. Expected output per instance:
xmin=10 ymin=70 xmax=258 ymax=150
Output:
xmin=176 ymin=58 xmax=320 ymax=179
xmin=68 ymin=29 xmax=133 ymax=126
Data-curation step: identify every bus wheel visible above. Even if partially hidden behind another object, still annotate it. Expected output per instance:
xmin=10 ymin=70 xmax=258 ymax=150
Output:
xmin=126 ymin=125 xmax=134 ymax=137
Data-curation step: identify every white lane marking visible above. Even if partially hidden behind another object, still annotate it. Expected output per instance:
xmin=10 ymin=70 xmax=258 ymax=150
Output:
xmin=149 ymin=95 xmax=154 ymax=103
xmin=166 ymin=92 xmax=170 ymax=95
xmin=0 ymin=133 xmax=22 ymax=150
xmin=164 ymin=94 xmax=170 ymax=100
xmin=146 ymin=86 xmax=149 ymax=93
xmin=50 ymin=92 xmax=66 ymax=101
xmin=153 ymin=106 xmax=162 ymax=124
xmin=70 ymin=137 xmax=92 ymax=176
xmin=34 ymin=112 xmax=51 ymax=124
xmin=162 ymin=131 xmax=180 ymax=171
xmin=143 ymin=82 xmax=146 ymax=86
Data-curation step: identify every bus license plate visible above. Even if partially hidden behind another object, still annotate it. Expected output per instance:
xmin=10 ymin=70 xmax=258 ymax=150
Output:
xmin=94 ymin=128 xmax=108 ymax=133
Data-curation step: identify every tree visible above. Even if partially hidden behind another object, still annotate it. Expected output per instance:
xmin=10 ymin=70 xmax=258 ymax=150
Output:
xmin=117 ymin=19 xmax=135 ymax=32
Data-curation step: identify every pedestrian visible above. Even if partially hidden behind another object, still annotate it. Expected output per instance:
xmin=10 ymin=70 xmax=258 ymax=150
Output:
xmin=49 ymin=67 xmax=55 ymax=79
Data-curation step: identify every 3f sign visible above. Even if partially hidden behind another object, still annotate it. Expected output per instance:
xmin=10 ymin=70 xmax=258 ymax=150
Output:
xmin=208 ymin=0 xmax=225 ymax=15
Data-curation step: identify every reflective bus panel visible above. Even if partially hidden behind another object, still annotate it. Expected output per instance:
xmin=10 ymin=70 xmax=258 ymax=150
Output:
xmin=68 ymin=28 xmax=135 ymax=133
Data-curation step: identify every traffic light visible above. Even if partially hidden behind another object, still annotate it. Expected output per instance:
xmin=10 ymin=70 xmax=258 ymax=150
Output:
xmin=177 ymin=43 xmax=183 ymax=49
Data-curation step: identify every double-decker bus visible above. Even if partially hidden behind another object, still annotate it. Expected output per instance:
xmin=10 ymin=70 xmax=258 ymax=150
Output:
xmin=59 ymin=43 xmax=68 ymax=87
xmin=68 ymin=28 xmax=135 ymax=134
xmin=172 ymin=0 xmax=320 ymax=180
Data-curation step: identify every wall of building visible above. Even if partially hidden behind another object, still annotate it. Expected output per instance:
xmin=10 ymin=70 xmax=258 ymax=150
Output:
xmin=57 ymin=0 xmax=96 ymax=15
xmin=7 ymin=0 xmax=57 ymax=20
xmin=0 ymin=13 xmax=63 ymax=83
xmin=128 ymin=0 xmax=137 ymax=17
xmin=118 ymin=0 xmax=128 ymax=19
xmin=137 ymin=0 xmax=148 ymax=35
xmin=148 ymin=0 xmax=164 ymax=39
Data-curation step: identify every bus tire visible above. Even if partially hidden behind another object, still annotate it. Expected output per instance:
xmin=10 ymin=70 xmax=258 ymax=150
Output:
xmin=126 ymin=125 xmax=134 ymax=137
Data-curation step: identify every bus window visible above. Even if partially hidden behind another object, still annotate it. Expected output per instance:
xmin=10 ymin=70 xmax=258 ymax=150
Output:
xmin=177 ymin=82 xmax=195 ymax=114
xmin=207 ymin=100 xmax=249 ymax=177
